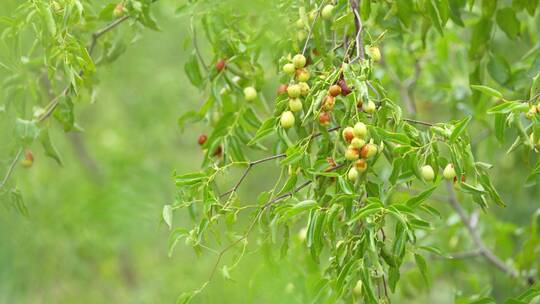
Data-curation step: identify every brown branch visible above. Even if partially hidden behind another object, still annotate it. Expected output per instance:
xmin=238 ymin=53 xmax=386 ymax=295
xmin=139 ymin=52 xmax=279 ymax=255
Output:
xmin=0 ymin=148 xmax=23 ymax=190
xmin=349 ymin=0 xmax=364 ymax=62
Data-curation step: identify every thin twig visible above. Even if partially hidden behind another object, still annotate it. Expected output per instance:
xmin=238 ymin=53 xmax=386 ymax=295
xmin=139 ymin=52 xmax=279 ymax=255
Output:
xmin=191 ymin=16 xmax=209 ymax=72
xmin=0 ymin=148 xmax=23 ymax=190
xmin=302 ymin=0 xmax=327 ymax=56
xmin=445 ymin=181 xmax=518 ymax=278
xmin=349 ymin=0 xmax=364 ymax=62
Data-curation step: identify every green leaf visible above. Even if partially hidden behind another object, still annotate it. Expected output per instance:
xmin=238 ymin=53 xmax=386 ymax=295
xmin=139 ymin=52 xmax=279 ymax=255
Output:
xmin=248 ymin=118 xmax=276 ymax=145
xmin=470 ymin=84 xmax=503 ymax=99
xmin=496 ymin=8 xmax=520 ymax=39
xmin=414 ymin=253 xmax=429 ymax=285
xmin=487 ymin=54 xmax=511 ymax=85
xmin=40 ymin=130 xmax=62 ymax=165
xmin=184 ymin=52 xmax=204 ymax=88
xmin=425 ymin=0 xmax=444 ymax=35
xmin=487 ymin=101 xmax=529 ymax=114
xmin=406 ymin=185 xmax=437 ymax=208
xmin=162 ymin=204 xmax=173 ymax=230
xmin=175 ymin=172 xmax=207 ymax=186
xmin=15 ymin=119 xmax=40 ymax=145
xmin=450 ymin=116 xmax=472 ymax=142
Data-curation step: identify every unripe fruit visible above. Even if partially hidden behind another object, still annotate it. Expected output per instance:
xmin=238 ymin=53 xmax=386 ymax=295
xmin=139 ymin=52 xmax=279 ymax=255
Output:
xmin=283 ymin=63 xmax=296 ymax=74
xmin=298 ymin=227 xmax=308 ymax=241
xmin=277 ymin=84 xmax=288 ymax=95
xmin=443 ymin=163 xmax=456 ymax=180
xmin=351 ymin=137 xmax=366 ymax=149
xmin=289 ymin=98 xmax=303 ymax=112
xmin=421 ymin=165 xmax=435 ymax=181
xmin=355 ymin=159 xmax=367 ymax=172
xmin=329 ymin=84 xmax=342 ymax=97
xmin=297 ymin=30 xmax=307 ymax=41
xmin=322 ymin=95 xmax=335 ymax=111
xmin=364 ymin=100 xmax=376 ymax=113
xmin=215 ymin=59 xmax=226 ymax=72
xmin=319 ymin=112 xmax=331 ymax=125
xmin=198 ymin=134 xmax=207 ymax=146
xmin=321 ymin=4 xmax=335 ymax=19
xmin=360 ymin=143 xmax=377 ymax=158
xmin=280 ymin=111 xmax=295 ymax=129
xmin=526 ymin=106 xmax=537 ymax=119
xmin=298 ymin=82 xmax=310 ymax=96
xmin=292 ymin=54 xmax=306 ymax=68
xmin=296 ymin=69 xmax=310 ymax=82
xmin=367 ymin=46 xmax=381 ymax=62
xmin=353 ymin=280 xmax=363 ymax=296
xmin=345 ymin=147 xmax=360 ymax=161
xmin=342 ymin=127 xmax=355 ymax=143
xmin=285 ymin=282 xmax=295 ymax=294
xmin=296 ymin=19 xmax=305 ymax=29
xmin=113 ymin=3 xmax=125 ymax=17
xmin=243 ymin=86 xmax=257 ymax=102
xmin=21 ymin=150 xmax=34 ymax=168
xmin=348 ymin=167 xmax=359 ymax=181
xmin=287 ymin=84 xmax=301 ymax=98
xmin=353 ymin=122 xmax=367 ymax=138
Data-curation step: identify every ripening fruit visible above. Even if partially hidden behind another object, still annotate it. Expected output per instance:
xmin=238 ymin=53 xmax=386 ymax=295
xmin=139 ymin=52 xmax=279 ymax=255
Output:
xmin=287 ymin=84 xmax=301 ymax=98
xmin=364 ymin=100 xmax=376 ymax=113
xmin=328 ymin=84 xmax=342 ymax=97
xmin=113 ymin=3 xmax=125 ymax=17
xmin=321 ymin=4 xmax=335 ymax=19
xmin=360 ymin=143 xmax=377 ymax=158
xmin=348 ymin=167 xmax=358 ymax=181
xmin=277 ymin=84 xmax=288 ymax=95
xmin=296 ymin=69 xmax=310 ymax=82
xmin=243 ymin=86 xmax=257 ymax=101
xmin=198 ymin=134 xmax=207 ymax=146
xmin=298 ymin=82 xmax=310 ymax=96
xmin=292 ymin=54 xmax=306 ymax=68
xmin=526 ymin=106 xmax=537 ymax=119
xmin=355 ymin=159 xmax=367 ymax=172
xmin=421 ymin=165 xmax=435 ymax=181
xmin=213 ymin=146 xmax=223 ymax=157
xmin=353 ymin=280 xmax=363 ymax=296
xmin=215 ymin=59 xmax=226 ymax=72
xmin=337 ymin=78 xmax=351 ymax=96
xmin=289 ymin=98 xmax=303 ymax=112
xmin=353 ymin=122 xmax=367 ymax=138
xmin=345 ymin=147 xmax=360 ymax=161
xmin=342 ymin=127 xmax=355 ymax=143
xmin=367 ymin=46 xmax=381 ymax=62
xmin=351 ymin=137 xmax=365 ymax=149
xmin=443 ymin=163 xmax=456 ymax=180
xmin=20 ymin=150 xmax=34 ymax=168
xmin=322 ymin=95 xmax=335 ymax=111
xmin=281 ymin=111 xmax=295 ymax=128
xmin=283 ymin=63 xmax=296 ymax=74
xmin=319 ymin=112 xmax=331 ymax=125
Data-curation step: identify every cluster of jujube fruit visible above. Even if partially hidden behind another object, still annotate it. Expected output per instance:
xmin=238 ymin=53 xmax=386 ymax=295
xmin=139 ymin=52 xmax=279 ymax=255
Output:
xmin=279 ymin=53 xmax=311 ymax=128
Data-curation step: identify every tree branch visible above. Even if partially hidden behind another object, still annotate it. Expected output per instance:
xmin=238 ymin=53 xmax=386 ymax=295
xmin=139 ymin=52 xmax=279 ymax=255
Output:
xmin=349 ymin=0 xmax=364 ymax=62
xmin=302 ymin=0 xmax=326 ymax=56
xmin=0 ymin=148 xmax=23 ymax=190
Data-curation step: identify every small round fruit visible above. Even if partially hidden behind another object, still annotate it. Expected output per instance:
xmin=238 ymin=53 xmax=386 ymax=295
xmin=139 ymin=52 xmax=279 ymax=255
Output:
xmin=283 ymin=63 xmax=296 ymax=75
xmin=319 ymin=112 xmax=331 ymax=125
xmin=355 ymin=159 xmax=368 ymax=172
xmin=321 ymin=4 xmax=335 ymax=19
xmin=296 ymin=18 xmax=305 ymax=29
xmin=421 ymin=165 xmax=435 ymax=181
xmin=353 ymin=122 xmax=367 ymax=138
xmin=292 ymin=54 xmax=306 ymax=68
xmin=526 ymin=106 xmax=537 ymax=119
xmin=337 ymin=78 xmax=351 ymax=96
xmin=364 ymin=100 xmax=376 ymax=113
xmin=348 ymin=167 xmax=359 ymax=181
xmin=51 ymin=1 xmax=62 ymax=12
xmin=443 ymin=164 xmax=456 ymax=180
xmin=351 ymin=137 xmax=366 ymax=149
xmin=215 ymin=59 xmax=226 ymax=72
xmin=113 ymin=3 xmax=125 ymax=17
xmin=342 ymin=127 xmax=355 ymax=143
xmin=289 ymin=98 xmax=303 ymax=112
xmin=367 ymin=46 xmax=381 ymax=62
xmin=322 ymin=95 xmax=335 ymax=111
xmin=297 ymin=30 xmax=307 ymax=41
xmin=287 ymin=84 xmax=301 ymax=98
xmin=298 ymin=227 xmax=308 ymax=241
xmin=360 ymin=143 xmax=377 ymax=159
xmin=20 ymin=150 xmax=34 ymax=168
xmin=213 ymin=146 xmax=223 ymax=157
xmin=345 ymin=147 xmax=360 ymax=161
xmin=296 ymin=69 xmax=310 ymax=82
xmin=198 ymin=134 xmax=207 ymax=146
xmin=281 ymin=111 xmax=295 ymax=129
xmin=277 ymin=84 xmax=288 ymax=95
xmin=243 ymin=86 xmax=257 ymax=102
xmin=328 ymin=84 xmax=342 ymax=97
xmin=298 ymin=82 xmax=310 ymax=96
xmin=353 ymin=280 xmax=363 ymax=296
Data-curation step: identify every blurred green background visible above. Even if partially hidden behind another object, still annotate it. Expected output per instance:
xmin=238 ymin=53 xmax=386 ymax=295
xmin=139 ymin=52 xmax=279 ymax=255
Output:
xmin=1 ymin=1 xmax=539 ymax=304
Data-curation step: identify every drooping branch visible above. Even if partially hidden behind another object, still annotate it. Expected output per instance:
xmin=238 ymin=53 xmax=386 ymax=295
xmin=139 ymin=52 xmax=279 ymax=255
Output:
xmin=0 ymin=148 xmax=23 ymax=190
xmin=349 ymin=0 xmax=364 ymax=62
xmin=302 ymin=0 xmax=327 ymax=56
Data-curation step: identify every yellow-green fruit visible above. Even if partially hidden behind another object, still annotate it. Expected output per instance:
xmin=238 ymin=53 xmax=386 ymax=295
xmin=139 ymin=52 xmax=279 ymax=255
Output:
xmin=298 ymin=227 xmax=308 ymax=241
xmin=20 ymin=159 xmax=33 ymax=168
xmin=243 ymin=86 xmax=257 ymax=101
xmin=292 ymin=54 xmax=306 ymax=68
xmin=353 ymin=122 xmax=367 ymax=138
xmin=285 ymin=282 xmax=295 ymax=294
xmin=345 ymin=147 xmax=360 ymax=161
xmin=297 ymin=30 xmax=307 ymax=41
xmin=353 ymin=280 xmax=363 ymax=296
xmin=421 ymin=165 xmax=435 ymax=181
xmin=296 ymin=19 xmax=305 ymax=29
xmin=113 ymin=3 xmax=125 ymax=17
xmin=280 ymin=111 xmax=295 ymax=129
xmin=367 ymin=46 xmax=381 ymax=61
xmin=297 ymin=69 xmax=310 ymax=82
xmin=287 ymin=84 xmax=301 ymax=98
xmin=364 ymin=100 xmax=376 ymax=113
xmin=443 ymin=163 xmax=456 ymax=180
xmin=348 ymin=167 xmax=358 ymax=181
xmin=351 ymin=137 xmax=365 ymax=149
xmin=321 ymin=4 xmax=335 ymax=19
xmin=298 ymin=82 xmax=310 ymax=96
xmin=289 ymin=98 xmax=303 ymax=112
xmin=283 ymin=63 xmax=296 ymax=74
